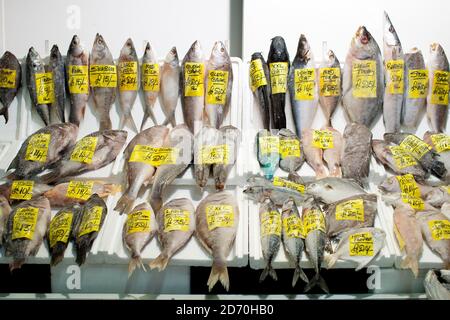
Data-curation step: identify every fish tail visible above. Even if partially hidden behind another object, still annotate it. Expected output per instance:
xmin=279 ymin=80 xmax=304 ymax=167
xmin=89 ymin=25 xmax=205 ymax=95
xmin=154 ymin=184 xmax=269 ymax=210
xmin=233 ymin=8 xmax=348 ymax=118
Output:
xmin=207 ymin=260 xmax=230 ymax=292
xmin=114 ymin=193 xmax=135 ymax=215
xmin=10 ymin=251 xmax=26 ymax=272
xmin=99 ymin=115 xmax=112 ymax=131
xmin=143 ymin=106 xmax=159 ymax=130
xmin=162 ymin=110 xmax=177 ymax=127
xmin=401 ymin=256 xmax=419 ymax=278
xmin=292 ymin=264 xmax=309 ymax=287
xmin=259 ymin=262 xmax=277 ymax=283
xmin=304 ymin=273 xmax=329 ymax=294
xmin=120 ymin=111 xmax=138 ymax=133
xmin=128 ymin=255 xmax=145 ymax=277
xmin=0 ymin=105 xmax=9 ymax=124
xmin=324 ymin=253 xmax=339 ymax=269
xmin=69 ymin=105 xmax=85 ymax=127
xmin=75 ymin=237 xmax=92 ymax=266
xmin=50 ymin=243 xmax=67 ymax=266
xmin=149 ymin=253 xmax=170 ymax=271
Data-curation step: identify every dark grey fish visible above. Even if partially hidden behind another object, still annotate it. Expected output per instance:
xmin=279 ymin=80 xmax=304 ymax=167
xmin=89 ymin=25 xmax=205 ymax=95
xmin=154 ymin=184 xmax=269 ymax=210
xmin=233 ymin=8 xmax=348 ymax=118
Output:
xmin=0 ymin=51 xmax=22 ymax=123
xmin=250 ymin=52 xmax=271 ymax=129
xmin=49 ymin=45 xmax=66 ymax=123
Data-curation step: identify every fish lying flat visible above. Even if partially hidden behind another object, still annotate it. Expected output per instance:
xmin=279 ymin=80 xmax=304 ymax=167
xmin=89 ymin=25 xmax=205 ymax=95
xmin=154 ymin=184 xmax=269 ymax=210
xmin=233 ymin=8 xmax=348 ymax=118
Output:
xmin=341 ymin=123 xmax=372 ymax=184
xmin=278 ymin=128 xmax=304 ymax=173
xmin=378 ymin=175 xmax=435 ymax=197
xmin=250 ymin=52 xmax=271 ymax=129
xmin=40 ymin=130 xmax=128 ymax=183
xmin=160 ymin=47 xmax=180 ymax=128
xmin=319 ymin=50 xmax=341 ymax=127
xmin=0 ymin=181 xmax=52 ymax=203
xmin=150 ymin=198 xmax=195 ymax=271
xmin=301 ymin=128 xmax=327 ymax=179
xmin=257 ymin=129 xmax=279 ymax=180
xmin=423 ymin=131 xmax=450 ymax=182
xmin=7 ymin=123 xmax=78 ymax=179
xmin=195 ymin=191 xmax=239 ymax=291
xmin=0 ymin=196 xmax=11 ymax=247
xmin=325 ymin=227 xmax=385 ymax=270
xmin=194 ymin=125 xmax=221 ymax=188
xmin=306 ymin=177 xmax=367 ymax=204
xmin=123 ymin=202 xmax=156 ymax=275
xmin=141 ymin=42 xmax=161 ymax=130
xmin=288 ymin=34 xmax=318 ymax=137
xmin=213 ymin=125 xmax=240 ymax=190
xmin=0 ymin=51 xmax=22 ymax=123
xmin=49 ymin=45 xmax=66 ymax=123
xmin=322 ymin=126 xmax=343 ymax=177
xmin=4 ymin=196 xmax=51 ymax=271
xmin=425 ymin=186 xmax=450 ymax=208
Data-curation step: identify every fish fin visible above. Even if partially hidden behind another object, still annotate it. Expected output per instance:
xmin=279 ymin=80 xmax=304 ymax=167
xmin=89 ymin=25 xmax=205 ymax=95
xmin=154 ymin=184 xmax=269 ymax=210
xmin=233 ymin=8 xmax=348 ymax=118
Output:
xmin=207 ymin=260 xmax=229 ymax=292
xmin=114 ymin=193 xmax=135 ymax=215
xmin=149 ymin=253 xmax=170 ymax=271
xmin=99 ymin=116 xmax=112 ymax=131
xmin=0 ymin=106 xmax=9 ymax=124
xmin=292 ymin=265 xmax=309 ymax=287
xmin=128 ymin=255 xmax=145 ymax=277
xmin=324 ymin=254 xmax=338 ymax=269
xmin=38 ymin=169 xmax=61 ymax=184
xmin=140 ymin=108 xmax=158 ymax=131
xmin=259 ymin=263 xmax=277 ymax=283
xmin=7 ymin=156 xmax=18 ymax=171
xmin=50 ymin=243 xmax=67 ymax=266
xmin=75 ymin=237 xmax=93 ymax=266
xmin=401 ymin=256 xmax=419 ymax=278
xmin=304 ymin=273 xmax=330 ymax=294
xmin=120 ymin=112 xmax=138 ymax=133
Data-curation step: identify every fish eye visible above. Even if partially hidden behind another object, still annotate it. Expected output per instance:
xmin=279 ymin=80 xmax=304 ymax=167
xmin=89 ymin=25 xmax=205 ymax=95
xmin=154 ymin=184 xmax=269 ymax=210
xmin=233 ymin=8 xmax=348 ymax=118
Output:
xmin=389 ymin=26 xmax=394 ymax=33
xmin=325 ymin=184 xmax=333 ymax=190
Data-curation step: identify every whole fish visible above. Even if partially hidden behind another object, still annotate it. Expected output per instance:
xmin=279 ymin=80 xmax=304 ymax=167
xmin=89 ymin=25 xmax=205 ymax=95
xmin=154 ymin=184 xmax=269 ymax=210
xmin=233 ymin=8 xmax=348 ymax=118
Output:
xmin=322 ymin=126 xmax=343 ymax=177
xmin=90 ymin=34 xmax=116 ymax=131
xmin=423 ymin=131 xmax=450 ymax=182
xmin=256 ymin=129 xmax=280 ymax=180
xmin=181 ymin=40 xmax=204 ymax=134
xmin=194 ymin=125 xmax=221 ymax=189
xmin=195 ymin=191 xmax=239 ymax=291
xmin=378 ymin=175 xmax=435 ymax=197
xmin=341 ymin=123 xmax=372 ymax=184
xmin=150 ymin=198 xmax=195 ymax=271
xmin=427 ymin=43 xmax=449 ymax=133
xmin=7 ymin=123 xmax=78 ymax=179
xmin=288 ymin=34 xmax=318 ymax=137
xmin=26 ymin=47 xmax=50 ymax=125
xmin=306 ymin=177 xmax=367 ymax=204
xmin=141 ymin=42 xmax=161 ymax=130
xmin=342 ymin=26 xmax=383 ymax=128
xmin=3 ymin=196 xmax=51 ymax=271
xmin=325 ymin=227 xmax=385 ymax=270
xmin=250 ymin=52 xmax=271 ymax=129
xmin=74 ymin=194 xmax=107 ymax=265
xmin=123 ymin=202 xmax=156 ymax=275
xmin=424 ymin=269 xmax=450 ymax=300
xmin=204 ymin=41 xmax=233 ymax=128
xmin=0 ymin=195 xmax=12 ymax=246
xmin=268 ymin=36 xmax=289 ymax=129
xmin=160 ymin=47 xmax=180 ymax=128
xmin=0 ymin=181 xmax=53 ymax=203
xmin=213 ymin=125 xmax=241 ymax=190
xmin=0 ymin=51 xmax=22 ymax=123
xmin=402 ymin=48 xmax=427 ymax=133
xmin=278 ymin=128 xmax=304 ymax=173
xmin=149 ymin=124 xmax=193 ymax=212
xmin=115 ymin=125 xmax=169 ymax=214
xmin=66 ymin=35 xmax=89 ymax=127
xmin=49 ymin=45 xmax=66 ymax=123
xmin=281 ymin=198 xmax=309 ymax=287
xmin=39 ymin=130 xmax=127 ymax=183
xmin=425 ymin=186 xmax=450 ymax=208
xmin=301 ymin=128 xmax=327 ymax=178
xmin=319 ymin=50 xmax=341 ymax=127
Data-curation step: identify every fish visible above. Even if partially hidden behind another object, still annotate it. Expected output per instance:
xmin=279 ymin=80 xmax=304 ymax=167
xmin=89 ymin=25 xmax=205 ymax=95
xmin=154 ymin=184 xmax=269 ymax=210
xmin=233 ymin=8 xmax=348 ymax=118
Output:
xmin=268 ymin=36 xmax=289 ymax=129
xmin=259 ymin=197 xmax=281 ymax=282
xmin=26 ymin=47 xmax=50 ymax=125
xmin=0 ymin=181 xmax=53 ymax=203
xmin=427 ymin=43 xmax=449 ymax=133
xmin=160 ymin=47 xmax=180 ymax=128
xmin=250 ymin=52 xmax=271 ymax=129
xmin=423 ymin=131 xmax=450 ymax=182
xmin=301 ymin=128 xmax=327 ymax=178
xmin=195 ymin=191 xmax=239 ymax=291
xmin=181 ymin=40 xmax=204 ymax=134
xmin=378 ymin=175 xmax=435 ymax=197
xmin=150 ymin=198 xmax=195 ymax=271
xmin=141 ymin=42 xmax=161 ymax=130
xmin=324 ymin=194 xmax=378 ymax=238
xmin=256 ymin=129 xmax=280 ymax=180
xmin=325 ymin=227 xmax=385 ymax=270
xmin=204 ymin=41 xmax=233 ymax=128
xmin=319 ymin=50 xmax=341 ymax=127
xmin=281 ymin=198 xmax=309 ymax=287
xmin=90 ymin=33 xmax=116 ymax=131
xmin=66 ymin=35 xmax=89 ymax=127
xmin=0 ymin=196 xmax=12 ymax=247
xmin=306 ymin=177 xmax=367 ymax=204
xmin=7 ymin=123 xmax=79 ymax=179
xmin=74 ymin=194 xmax=107 ymax=265
xmin=39 ymin=130 xmax=128 ymax=183
xmin=3 ymin=196 xmax=51 ymax=271
xmin=213 ymin=125 xmax=241 ymax=190
xmin=278 ymin=128 xmax=304 ymax=173
xmin=341 ymin=123 xmax=372 ymax=184
xmin=49 ymin=45 xmax=66 ymax=123
xmin=322 ymin=126 xmax=343 ymax=177
xmin=43 ymin=181 xmax=120 ymax=207
xmin=383 ymin=12 xmax=404 ymax=133
xmin=115 ymin=125 xmax=169 ymax=214
xmin=342 ymin=26 xmax=383 ymax=128
xmin=425 ymin=186 xmax=450 ymax=208
xmin=194 ymin=125 xmax=221 ymax=189
xmin=48 ymin=204 xmax=81 ymax=266
xmin=0 ymin=51 xmax=22 ymax=123
xmin=402 ymin=48 xmax=427 ymax=133
xmin=288 ymin=34 xmax=318 ymax=137
xmin=122 ymin=202 xmax=156 ymax=275
xmin=149 ymin=124 xmax=193 ymax=212
xmin=393 ymin=204 xmax=423 ymax=277
xmin=424 ymin=269 xmax=450 ymax=300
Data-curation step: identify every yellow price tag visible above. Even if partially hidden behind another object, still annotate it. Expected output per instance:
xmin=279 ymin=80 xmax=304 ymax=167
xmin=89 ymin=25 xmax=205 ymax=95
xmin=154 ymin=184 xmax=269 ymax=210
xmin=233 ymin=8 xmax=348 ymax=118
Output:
xmin=206 ymin=70 xmax=229 ymax=105
xmin=164 ymin=209 xmax=191 ymax=232
xmin=269 ymin=62 xmax=288 ymax=94
xmin=199 ymin=144 xmax=229 ymax=165
xmin=12 ymin=207 xmax=39 ymax=240
xmin=428 ymin=220 xmax=450 ymax=240
xmin=399 ymin=135 xmax=431 ymax=160
xmin=66 ymin=181 xmax=94 ymax=201
xmin=431 ymin=133 xmax=450 ymax=153
xmin=49 ymin=211 xmax=73 ymax=248
xmin=319 ymin=67 xmax=340 ymax=97
xmin=396 ymin=174 xmax=420 ymax=197
xmin=273 ymin=177 xmax=305 ymax=193
xmin=126 ymin=210 xmax=151 ymax=234
xmin=283 ymin=215 xmax=304 ymax=238
xmin=142 ymin=63 xmax=160 ymax=92
xmin=68 ymin=65 xmax=89 ymax=94
xmin=279 ymin=139 xmax=300 ymax=158
xmin=294 ymin=68 xmax=315 ymax=100
xmin=352 ymin=60 xmax=377 ymax=98
xmin=129 ymin=145 xmax=178 ymax=166
xmin=261 ymin=211 xmax=282 ymax=237
xmin=184 ymin=62 xmax=204 ymax=97
xmin=401 ymin=194 xmax=425 ymax=210
xmin=89 ymin=65 xmax=117 ymax=88
xmin=206 ymin=205 xmax=234 ymax=231
xmin=312 ymin=130 xmax=334 ymax=149
xmin=10 ymin=180 xmax=34 ymax=200
xmin=303 ymin=208 xmax=326 ymax=235
xmin=431 ymin=70 xmax=449 ymax=105
xmin=393 ymin=224 xmax=405 ymax=251
xmin=249 ymin=59 xmax=267 ymax=91
xmin=389 ymin=146 xmax=418 ymax=169
xmin=25 ymin=133 xmax=51 ymax=162
xmin=408 ymin=69 xmax=428 ymax=98
xmin=259 ymin=136 xmax=279 ymax=154
xmin=70 ymin=136 xmax=98 ymax=164
xmin=119 ymin=61 xmax=138 ymax=91
xmin=335 ymin=199 xmax=365 ymax=222
xmin=78 ymin=206 xmax=103 ymax=237
xmin=0 ymin=68 xmax=16 ymax=88
xmin=35 ymin=72 xmax=55 ymax=104
xmin=386 ymin=60 xmax=404 ymax=94
xmin=349 ymin=232 xmax=374 ymax=256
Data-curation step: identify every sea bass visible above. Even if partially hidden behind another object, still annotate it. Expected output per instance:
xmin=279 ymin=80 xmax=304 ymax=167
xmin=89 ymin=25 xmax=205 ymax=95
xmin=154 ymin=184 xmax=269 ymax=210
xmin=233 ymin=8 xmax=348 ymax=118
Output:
xmin=250 ymin=52 xmax=271 ymax=129
xmin=160 ymin=47 xmax=180 ymax=128
xmin=141 ymin=42 xmax=161 ymax=130
xmin=0 ymin=51 xmax=22 ymax=123
xmin=49 ymin=45 xmax=66 ymax=123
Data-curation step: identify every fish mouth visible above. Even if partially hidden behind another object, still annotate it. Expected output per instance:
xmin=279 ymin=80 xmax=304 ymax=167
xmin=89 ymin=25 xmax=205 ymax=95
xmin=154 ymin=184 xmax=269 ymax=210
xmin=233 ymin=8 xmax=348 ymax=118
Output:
xmin=328 ymin=50 xmax=335 ymax=60
xmin=145 ymin=42 xmax=151 ymax=51
xmin=357 ymin=26 xmax=370 ymax=44
xmin=95 ymin=33 xmax=105 ymax=46
xmin=71 ymin=35 xmax=80 ymax=46
xmin=430 ymin=43 xmax=440 ymax=51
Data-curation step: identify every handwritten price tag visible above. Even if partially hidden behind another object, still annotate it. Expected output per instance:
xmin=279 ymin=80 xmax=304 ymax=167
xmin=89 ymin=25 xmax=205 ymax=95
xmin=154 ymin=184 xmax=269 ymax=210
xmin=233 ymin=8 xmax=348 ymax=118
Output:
xmin=396 ymin=174 xmax=421 ymax=197
xmin=258 ymin=136 xmax=279 ymax=155
xmin=129 ymin=145 xmax=178 ymax=166
xmin=249 ymin=59 xmax=267 ymax=91
xmin=428 ymin=220 xmax=450 ymax=240
xmin=10 ymin=180 xmax=34 ymax=200
xmin=12 ymin=207 xmax=39 ymax=240
xmin=164 ymin=209 xmax=190 ymax=232
xmin=386 ymin=60 xmax=404 ymax=94
xmin=389 ymin=146 xmax=417 ymax=169
xmin=35 ymin=72 xmax=55 ymax=104
xmin=206 ymin=70 xmax=229 ymax=105
xmin=408 ymin=69 xmax=428 ymax=99
xmin=184 ymin=62 xmax=204 ymax=97
xmin=335 ymin=199 xmax=364 ymax=222
xmin=303 ymin=208 xmax=326 ymax=235
xmin=49 ymin=211 xmax=73 ymax=248
xmin=260 ymin=211 xmax=282 ymax=237
xmin=399 ymin=135 xmax=431 ymax=160
xmin=0 ymin=68 xmax=16 ymax=88
xmin=142 ymin=63 xmax=160 ymax=92
xmin=66 ymin=181 xmax=94 ymax=201
xmin=78 ymin=206 xmax=103 ymax=237
xmin=70 ymin=136 xmax=98 ymax=164
xmin=349 ymin=232 xmax=374 ymax=256
xmin=319 ymin=67 xmax=340 ymax=96
xmin=279 ymin=139 xmax=300 ymax=158
xmin=206 ymin=205 xmax=234 ymax=231
xmin=199 ymin=144 xmax=229 ymax=165
xmin=294 ymin=68 xmax=315 ymax=100
xmin=25 ymin=133 xmax=51 ymax=162
xmin=352 ymin=60 xmax=377 ymax=98
xmin=312 ymin=130 xmax=334 ymax=149
xmin=119 ymin=61 xmax=138 ymax=91
xmin=125 ymin=210 xmax=151 ymax=234
xmin=431 ymin=133 xmax=450 ymax=153
xmin=68 ymin=65 xmax=89 ymax=94
xmin=269 ymin=62 xmax=288 ymax=94
xmin=89 ymin=65 xmax=117 ymax=88
xmin=283 ymin=215 xmax=304 ymax=238
xmin=273 ymin=177 xmax=305 ymax=194
xmin=431 ymin=70 xmax=449 ymax=105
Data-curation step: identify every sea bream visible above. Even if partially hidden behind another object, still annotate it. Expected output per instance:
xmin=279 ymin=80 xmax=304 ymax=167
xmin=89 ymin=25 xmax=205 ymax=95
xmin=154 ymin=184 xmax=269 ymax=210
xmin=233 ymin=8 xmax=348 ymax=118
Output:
xmin=0 ymin=51 xmax=22 ymax=123
xmin=141 ymin=42 xmax=161 ymax=130
xmin=319 ymin=50 xmax=341 ymax=127
xmin=250 ymin=52 xmax=271 ymax=129
xmin=160 ymin=47 xmax=180 ymax=128
xmin=48 ymin=45 xmax=66 ymax=123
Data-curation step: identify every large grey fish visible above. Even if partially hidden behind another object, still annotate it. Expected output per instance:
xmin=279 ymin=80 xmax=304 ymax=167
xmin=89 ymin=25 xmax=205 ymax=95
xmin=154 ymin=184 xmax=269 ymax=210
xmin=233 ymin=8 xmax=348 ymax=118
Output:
xmin=195 ymin=191 xmax=239 ymax=291
xmin=49 ymin=45 xmax=66 ymax=123
xmin=149 ymin=124 xmax=193 ymax=212
xmin=141 ymin=42 xmax=160 ymax=130
xmin=278 ymin=128 xmax=304 ymax=173
xmin=160 ymin=47 xmax=180 ymax=128
xmin=383 ymin=12 xmax=404 ymax=133
xmin=341 ymin=123 xmax=372 ymax=184
xmin=319 ymin=50 xmax=341 ymax=127
xmin=0 ymin=195 xmax=11 ymax=247
xmin=306 ymin=177 xmax=367 ymax=204
xmin=0 ymin=181 xmax=53 ymax=203
xmin=288 ymin=34 xmax=318 ymax=137
xmin=181 ymin=40 xmax=204 ymax=135
xmin=423 ymin=131 xmax=450 ymax=182
xmin=115 ymin=125 xmax=169 ymax=214
xmin=342 ymin=26 xmax=383 ymax=128
xmin=322 ymin=126 xmax=343 ymax=177
xmin=213 ymin=125 xmax=240 ymax=190
xmin=194 ymin=125 xmax=221 ymax=189
xmin=256 ymin=129 xmax=280 ymax=180
xmin=301 ymin=128 xmax=327 ymax=179
xmin=427 ymin=43 xmax=449 ymax=133
xmin=7 ymin=123 xmax=78 ymax=179
xmin=3 ymin=196 xmax=51 ymax=271
xmin=268 ymin=36 xmax=289 ymax=129
xmin=0 ymin=51 xmax=22 ymax=123
xmin=39 ymin=130 xmax=128 ymax=183
xmin=26 ymin=47 xmax=50 ymax=125
xmin=250 ymin=52 xmax=271 ymax=129
xmin=90 ymin=34 xmax=116 ymax=131
xmin=74 ymin=194 xmax=107 ymax=265
xmin=204 ymin=41 xmax=233 ymax=128
xmin=66 ymin=35 xmax=89 ymax=127
xmin=150 ymin=198 xmax=195 ymax=271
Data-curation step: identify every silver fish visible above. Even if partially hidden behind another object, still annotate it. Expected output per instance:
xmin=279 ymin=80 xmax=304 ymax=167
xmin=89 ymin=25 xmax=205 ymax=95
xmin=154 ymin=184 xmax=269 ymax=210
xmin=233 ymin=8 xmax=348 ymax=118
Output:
xmin=213 ymin=125 xmax=240 ymax=190
xmin=194 ymin=125 xmax=221 ymax=189
xmin=319 ymin=50 xmax=341 ymax=127
xmin=141 ymin=42 xmax=160 ymax=130
xmin=278 ymin=128 xmax=304 ymax=173
xmin=306 ymin=177 xmax=367 ymax=204
xmin=160 ymin=47 xmax=180 ymax=128
xmin=0 ymin=51 xmax=22 ymax=123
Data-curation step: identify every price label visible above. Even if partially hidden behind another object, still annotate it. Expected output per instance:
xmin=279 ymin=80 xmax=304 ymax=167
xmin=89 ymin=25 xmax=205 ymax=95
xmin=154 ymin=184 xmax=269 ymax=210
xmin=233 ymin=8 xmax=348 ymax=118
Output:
xmin=399 ymin=135 xmax=431 ymax=160
xmin=386 ymin=60 xmax=404 ymax=94
xmin=319 ymin=67 xmax=340 ymax=97
xmin=249 ymin=59 xmax=267 ymax=91
xmin=294 ymin=68 xmax=315 ymax=100
xmin=10 ymin=180 xmax=34 ymax=200
xmin=431 ymin=133 xmax=450 ymax=153
xmin=129 ymin=145 xmax=178 ymax=166
xmin=12 ymin=207 xmax=39 ymax=240
xmin=279 ymin=139 xmax=300 ymax=158
xmin=259 ymin=136 xmax=279 ymax=155
xmin=49 ymin=211 xmax=73 ymax=248
xmin=428 ymin=220 xmax=450 ymax=240
xmin=78 ymin=206 xmax=103 ymax=237
xmin=68 ymin=65 xmax=89 ymax=94
xmin=303 ymin=208 xmax=326 ymax=235
xmin=184 ymin=62 xmax=204 ymax=97
xmin=312 ymin=130 xmax=334 ymax=149
xmin=349 ymin=232 xmax=374 ymax=256
xmin=408 ymin=69 xmax=428 ymax=98
xmin=66 ymin=181 xmax=94 ymax=201
xmin=352 ymin=60 xmax=377 ymax=98
xmin=199 ymin=144 xmax=228 ymax=165
xmin=260 ymin=211 xmax=282 ymax=237
xmin=118 ymin=61 xmax=138 ymax=91
xmin=70 ymin=136 xmax=98 ymax=164
xmin=142 ymin=63 xmax=160 ymax=92
xmin=335 ymin=199 xmax=364 ymax=222
xmin=269 ymin=62 xmax=288 ymax=94
xmin=393 ymin=224 xmax=405 ymax=250
xmin=125 ymin=210 xmax=151 ymax=234
xmin=206 ymin=205 xmax=234 ymax=231
xmin=396 ymin=174 xmax=420 ymax=197
xmin=89 ymin=65 xmax=117 ymax=88
xmin=389 ymin=146 xmax=417 ymax=169
xmin=206 ymin=70 xmax=229 ymax=105
xmin=273 ymin=177 xmax=305 ymax=194
xmin=164 ymin=209 xmax=190 ymax=232
xmin=25 ymin=133 xmax=51 ymax=162
xmin=283 ymin=215 xmax=304 ymax=238
xmin=431 ymin=70 xmax=449 ymax=105
xmin=401 ymin=193 xmax=425 ymax=210
xmin=35 ymin=72 xmax=55 ymax=104
xmin=0 ymin=68 xmax=16 ymax=88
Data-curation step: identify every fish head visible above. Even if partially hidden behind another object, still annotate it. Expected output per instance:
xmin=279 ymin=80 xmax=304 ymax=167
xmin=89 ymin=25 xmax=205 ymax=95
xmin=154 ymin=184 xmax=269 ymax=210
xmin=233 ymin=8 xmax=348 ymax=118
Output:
xmin=305 ymin=179 xmax=334 ymax=198
xmin=326 ymin=50 xmax=338 ymax=65
xmin=429 ymin=43 xmax=448 ymax=66
xmin=269 ymin=36 xmax=288 ymax=60
xmin=68 ymin=35 xmax=85 ymax=57
xmin=281 ymin=197 xmax=295 ymax=214
xmin=120 ymin=38 xmax=137 ymax=58
xmin=27 ymin=47 xmax=42 ymax=68
xmin=243 ymin=186 xmax=269 ymax=202
xmin=251 ymin=52 xmax=264 ymax=62
xmin=424 ymin=188 xmax=445 ymax=206
xmin=295 ymin=34 xmax=311 ymax=61
xmin=371 ymin=139 xmax=387 ymax=156
xmin=50 ymin=45 xmax=61 ymax=60
xmin=143 ymin=42 xmax=157 ymax=61
xmin=210 ymin=41 xmax=229 ymax=64
xmin=379 ymin=176 xmax=400 ymax=194
xmin=383 ymin=11 xmax=401 ymax=47
xmin=92 ymin=33 xmax=109 ymax=60
xmin=187 ymin=40 xmax=203 ymax=60
xmin=352 ymin=26 xmax=379 ymax=57
xmin=165 ymin=46 xmax=179 ymax=66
